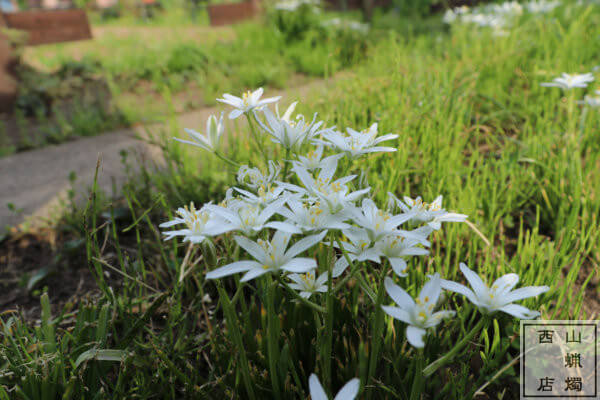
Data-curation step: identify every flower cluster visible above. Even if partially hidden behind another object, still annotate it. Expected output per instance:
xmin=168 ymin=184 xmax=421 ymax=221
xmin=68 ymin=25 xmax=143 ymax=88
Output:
xmin=161 ymin=87 xmax=550 ymax=394
xmin=443 ymin=0 xmax=560 ymax=36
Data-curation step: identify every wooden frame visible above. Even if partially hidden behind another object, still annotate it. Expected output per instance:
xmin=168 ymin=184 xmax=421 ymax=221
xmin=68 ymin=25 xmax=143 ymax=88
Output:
xmin=2 ymin=9 xmax=92 ymax=46
xmin=207 ymin=1 xmax=258 ymax=26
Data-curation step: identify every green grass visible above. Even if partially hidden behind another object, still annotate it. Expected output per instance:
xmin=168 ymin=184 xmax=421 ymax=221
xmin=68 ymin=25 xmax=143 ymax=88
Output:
xmin=2 ymin=2 xmax=600 ymax=398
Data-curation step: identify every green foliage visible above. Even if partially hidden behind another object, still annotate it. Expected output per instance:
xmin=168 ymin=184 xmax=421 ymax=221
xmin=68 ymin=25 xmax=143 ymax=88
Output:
xmin=267 ymin=1 xmax=322 ymax=41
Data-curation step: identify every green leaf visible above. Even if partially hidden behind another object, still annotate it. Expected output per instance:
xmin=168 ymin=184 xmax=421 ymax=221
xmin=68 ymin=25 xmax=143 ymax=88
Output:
xmin=27 ymin=267 xmax=52 ymax=291
xmin=75 ymin=348 xmax=127 ymax=369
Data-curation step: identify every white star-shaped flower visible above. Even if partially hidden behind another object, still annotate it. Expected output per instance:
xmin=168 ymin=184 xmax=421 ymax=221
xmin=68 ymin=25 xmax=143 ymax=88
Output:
xmin=174 ymin=113 xmax=224 ymax=153
xmin=217 ymin=87 xmax=281 ymax=119
xmin=578 ymin=90 xmax=600 ymax=108
xmin=382 ymin=274 xmax=455 ymax=348
xmin=277 ymin=199 xmax=351 ymax=233
xmin=392 ymin=194 xmax=467 ymax=230
xmin=317 ymin=123 xmax=398 ymax=159
xmin=256 ymin=107 xmax=324 ymax=151
xmin=205 ymin=198 xmax=295 ymax=236
xmin=237 ymin=161 xmax=281 ymax=190
xmin=206 ymin=230 xmax=326 ymax=282
xmin=440 ymin=263 xmax=550 ymax=319
xmin=287 ymin=269 xmax=329 ymax=298
xmin=541 ymin=73 xmax=595 ymax=90
xmin=159 ymin=202 xmax=229 ymax=243
xmin=293 ymin=146 xmax=343 ymax=172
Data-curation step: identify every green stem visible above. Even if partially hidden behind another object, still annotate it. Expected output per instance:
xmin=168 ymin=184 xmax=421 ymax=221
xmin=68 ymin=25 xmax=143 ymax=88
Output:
xmin=322 ymin=233 xmax=335 ymax=388
xmin=365 ymin=263 xmax=390 ymax=399
xmin=577 ymin=106 xmax=588 ymax=146
xmin=282 ymin=148 xmax=291 ymax=180
xmin=265 ymin=276 xmax=282 ymax=399
xmin=422 ymin=317 xmax=487 ymax=377
xmin=334 ymin=238 xmax=376 ymax=302
xmin=215 ymin=282 xmax=256 ymax=400
xmin=246 ymin=112 xmax=269 ymax=163
xmin=409 ymin=349 xmax=424 ymax=400
xmin=213 ymin=151 xmax=240 ymax=168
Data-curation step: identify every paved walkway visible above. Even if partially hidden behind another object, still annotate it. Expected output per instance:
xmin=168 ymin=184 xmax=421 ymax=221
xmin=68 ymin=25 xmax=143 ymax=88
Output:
xmin=0 ymin=79 xmax=333 ymax=228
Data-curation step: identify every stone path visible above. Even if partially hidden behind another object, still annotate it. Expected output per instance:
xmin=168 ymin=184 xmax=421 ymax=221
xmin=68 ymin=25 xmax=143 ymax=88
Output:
xmin=0 ymin=79 xmax=335 ymax=228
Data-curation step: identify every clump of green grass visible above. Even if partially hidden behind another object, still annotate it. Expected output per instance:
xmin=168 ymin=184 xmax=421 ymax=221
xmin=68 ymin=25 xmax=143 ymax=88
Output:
xmin=2 ymin=2 xmax=600 ymax=398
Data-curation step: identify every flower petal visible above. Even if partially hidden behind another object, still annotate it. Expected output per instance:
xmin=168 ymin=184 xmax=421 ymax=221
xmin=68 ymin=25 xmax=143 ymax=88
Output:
xmin=502 ymin=286 xmax=549 ymax=304
xmin=406 ymin=325 xmax=427 ymax=348
xmin=389 ymin=257 xmax=408 ymax=277
xmin=334 ymin=378 xmax=360 ymax=400
xmin=384 ymin=277 xmax=415 ymax=309
xmin=418 ymin=273 xmax=442 ymax=305
xmin=459 ymin=263 xmax=488 ymax=299
xmin=498 ymin=303 xmax=541 ymax=320
xmin=281 ymin=258 xmax=317 ymax=273
xmin=240 ymin=267 xmax=271 ymax=282
xmin=439 ymin=279 xmax=478 ymax=305
xmin=205 ymin=261 xmax=259 ymax=280
xmin=286 ymin=230 xmax=327 ymax=259
xmin=382 ymin=305 xmax=412 ymax=324
xmin=234 ymin=236 xmax=266 ymax=263
xmin=309 ymin=374 xmax=328 ymax=400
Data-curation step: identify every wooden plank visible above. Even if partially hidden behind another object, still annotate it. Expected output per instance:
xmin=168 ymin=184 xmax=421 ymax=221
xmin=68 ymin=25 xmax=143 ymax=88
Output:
xmin=207 ymin=1 xmax=257 ymax=26
xmin=2 ymin=9 xmax=92 ymax=46
xmin=0 ymin=30 xmax=18 ymax=113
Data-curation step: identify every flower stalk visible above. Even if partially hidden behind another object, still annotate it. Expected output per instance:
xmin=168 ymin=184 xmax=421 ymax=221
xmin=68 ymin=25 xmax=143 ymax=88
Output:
xmin=365 ymin=262 xmax=389 ymax=399
xmin=216 ymin=282 xmax=256 ymax=400
xmin=422 ymin=317 xmax=487 ymax=377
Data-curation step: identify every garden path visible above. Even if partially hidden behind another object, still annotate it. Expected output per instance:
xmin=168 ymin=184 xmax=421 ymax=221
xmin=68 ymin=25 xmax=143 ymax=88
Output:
xmin=0 ymin=77 xmax=336 ymax=229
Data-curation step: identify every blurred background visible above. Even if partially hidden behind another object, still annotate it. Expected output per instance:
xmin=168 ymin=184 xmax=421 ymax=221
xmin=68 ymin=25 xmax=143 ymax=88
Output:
xmin=0 ymin=0 xmax=475 ymax=156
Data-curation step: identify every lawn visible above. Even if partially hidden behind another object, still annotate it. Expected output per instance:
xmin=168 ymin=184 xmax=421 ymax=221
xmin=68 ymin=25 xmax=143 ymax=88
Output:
xmin=1 ymin=0 xmax=599 ymax=398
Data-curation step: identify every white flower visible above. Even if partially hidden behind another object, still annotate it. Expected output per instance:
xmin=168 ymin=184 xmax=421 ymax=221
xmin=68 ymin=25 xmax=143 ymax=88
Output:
xmin=237 ymin=161 xmax=281 ymax=190
xmin=393 ymin=194 xmax=467 ymax=230
xmin=318 ymin=123 xmax=398 ymax=159
xmin=350 ymin=198 xmax=412 ymax=242
xmin=217 ymin=88 xmax=281 ymax=119
xmin=206 ymin=230 xmax=326 ymax=282
xmin=287 ymin=270 xmax=328 ymax=298
xmin=287 ymin=158 xmax=370 ymax=214
xmin=233 ymin=185 xmax=287 ymax=207
xmin=174 ymin=113 xmax=224 ymax=153
xmin=491 ymin=1 xmax=522 ymax=16
xmin=578 ymin=90 xmax=600 ymax=107
xmin=382 ymin=274 xmax=455 ymax=348
xmin=277 ymin=199 xmax=351 ymax=233
xmin=525 ymin=0 xmax=560 ymax=13
xmin=293 ymin=146 xmax=343 ymax=171
xmin=373 ymin=234 xmax=430 ymax=277
xmin=159 ymin=202 xmax=229 ymax=243
xmin=443 ymin=9 xmax=457 ymax=24
xmin=541 ymin=73 xmax=595 ymax=90
xmin=205 ymin=198 xmax=296 ymax=236
xmin=256 ymin=107 xmax=324 ymax=151
xmin=309 ymin=374 xmax=360 ymax=400
xmin=334 ymin=228 xmax=379 ymax=265
xmin=440 ymin=263 xmax=550 ymax=319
